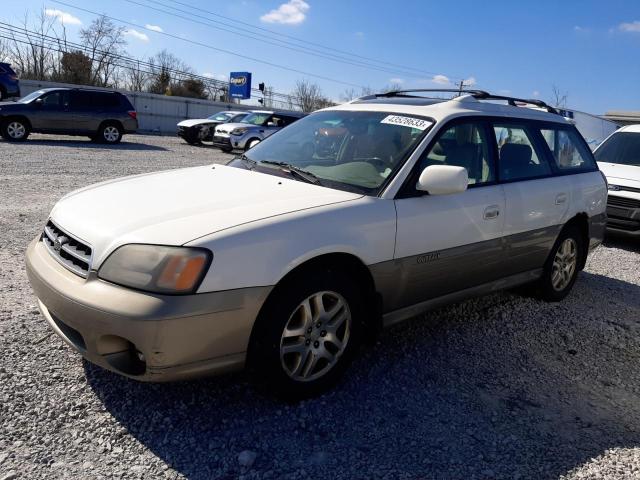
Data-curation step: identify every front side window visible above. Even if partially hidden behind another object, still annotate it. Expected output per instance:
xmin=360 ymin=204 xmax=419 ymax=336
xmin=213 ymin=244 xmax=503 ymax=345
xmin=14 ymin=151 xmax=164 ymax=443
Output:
xmin=209 ymin=112 xmax=233 ymax=121
xmin=594 ymin=132 xmax=640 ymax=167
xmin=419 ymin=121 xmax=495 ymax=186
xmin=41 ymin=91 xmax=62 ymax=108
xmin=541 ymin=128 xmax=596 ymax=171
xmin=494 ymin=125 xmax=551 ymax=181
xmin=242 ymin=113 xmax=271 ymax=126
xmin=237 ymin=110 xmax=432 ymax=194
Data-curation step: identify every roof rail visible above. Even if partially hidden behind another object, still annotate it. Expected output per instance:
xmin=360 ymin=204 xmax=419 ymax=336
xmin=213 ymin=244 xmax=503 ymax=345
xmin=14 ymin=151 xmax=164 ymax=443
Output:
xmin=362 ymin=89 xmax=559 ymax=115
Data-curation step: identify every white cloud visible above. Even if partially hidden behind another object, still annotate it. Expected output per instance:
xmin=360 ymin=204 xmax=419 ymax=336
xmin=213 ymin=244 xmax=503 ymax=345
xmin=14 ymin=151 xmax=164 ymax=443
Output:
xmin=203 ymin=72 xmax=228 ymax=81
xmin=431 ymin=74 xmax=450 ymax=85
xmin=619 ymin=20 xmax=640 ymax=32
xmin=464 ymin=76 xmax=477 ymax=86
xmin=145 ymin=24 xmax=163 ymax=32
xmin=532 ymin=90 xmax=540 ymax=97
xmin=44 ymin=9 xmax=82 ymax=26
xmin=389 ymin=78 xmax=404 ymax=85
xmin=260 ymin=0 xmax=309 ymax=25
xmin=125 ymin=29 xmax=150 ymax=42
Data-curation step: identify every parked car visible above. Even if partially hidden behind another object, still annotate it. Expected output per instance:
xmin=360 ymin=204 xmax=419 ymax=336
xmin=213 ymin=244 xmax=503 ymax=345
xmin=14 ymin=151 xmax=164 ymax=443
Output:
xmin=0 ymin=62 xmax=20 ymax=100
xmin=25 ymin=89 xmax=606 ymax=398
xmin=594 ymin=125 xmax=640 ymax=236
xmin=212 ymin=110 xmax=305 ymax=152
xmin=0 ymin=88 xmax=137 ymax=143
xmin=177 ymin=110 xmax=249 ymax=145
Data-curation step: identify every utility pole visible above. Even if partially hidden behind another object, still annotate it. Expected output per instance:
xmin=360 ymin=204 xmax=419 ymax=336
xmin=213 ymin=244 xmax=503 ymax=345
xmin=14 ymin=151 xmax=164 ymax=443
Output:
xmin=457 ymin=80 xmax=466 ymax=96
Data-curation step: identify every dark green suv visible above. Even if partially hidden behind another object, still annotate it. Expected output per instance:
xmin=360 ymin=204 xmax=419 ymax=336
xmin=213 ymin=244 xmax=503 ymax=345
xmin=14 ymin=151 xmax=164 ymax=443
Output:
xmin=0 ymin=87 xmax=138 ymax=143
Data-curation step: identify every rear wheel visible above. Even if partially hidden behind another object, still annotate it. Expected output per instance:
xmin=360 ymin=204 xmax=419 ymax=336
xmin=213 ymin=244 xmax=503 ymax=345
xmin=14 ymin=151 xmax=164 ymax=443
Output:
xmin=98 ymin=123 xmax=123 ymax=144
xmin=249 ymin=267 xmax=364 ymax=399
xmin=2 ymin=118 xmax=30 ymax=141
xmin=534 ymin=225 xmax=584 ymax=302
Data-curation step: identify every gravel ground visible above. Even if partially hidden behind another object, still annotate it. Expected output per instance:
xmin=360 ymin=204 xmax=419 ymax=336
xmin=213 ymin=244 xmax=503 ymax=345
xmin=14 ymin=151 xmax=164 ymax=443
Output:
xmin=1 ymin=133 xmax=640 ymax=480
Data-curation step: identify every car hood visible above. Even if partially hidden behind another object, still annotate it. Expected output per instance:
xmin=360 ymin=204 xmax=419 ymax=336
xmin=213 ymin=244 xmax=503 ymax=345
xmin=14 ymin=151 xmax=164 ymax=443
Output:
xmin=177 ymin=119 xmax=219 ymax=128
xmin=598 ymin=162 xmax=640 ymax=185
xmin=215 ymin=122 xmax=259 ymax=134
xmin=50 ymin=164 xmax=361 ymax=267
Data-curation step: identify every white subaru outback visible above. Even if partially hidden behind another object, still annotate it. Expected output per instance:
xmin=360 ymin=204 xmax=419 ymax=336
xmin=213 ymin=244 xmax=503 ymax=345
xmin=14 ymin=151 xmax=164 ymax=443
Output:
xmin=26 ymin=90 xmax=607 ymax=398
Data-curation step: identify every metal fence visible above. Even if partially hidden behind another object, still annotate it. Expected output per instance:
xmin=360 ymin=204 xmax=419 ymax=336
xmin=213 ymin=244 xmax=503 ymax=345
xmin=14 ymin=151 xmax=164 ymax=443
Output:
xmin=19 ymin=79 xmax=267 ymax=135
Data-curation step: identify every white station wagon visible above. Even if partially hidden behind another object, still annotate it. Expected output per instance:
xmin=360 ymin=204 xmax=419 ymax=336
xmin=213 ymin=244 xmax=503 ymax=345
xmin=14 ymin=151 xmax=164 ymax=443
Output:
xmin=26 ymin=89 xmax=607 ymax=398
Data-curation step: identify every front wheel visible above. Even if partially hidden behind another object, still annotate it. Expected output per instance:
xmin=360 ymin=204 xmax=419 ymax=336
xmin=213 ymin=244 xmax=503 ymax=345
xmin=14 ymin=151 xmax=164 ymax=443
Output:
xmin=535 ymin=225 xmax=584 ymax=302
xmin=246 ymin=138 xmax=260 ymax=150
xmin=98 ymin=123 xmax=123 ymax=144
xmin=249 ymin=268 xmax=364 ymax=399
xmin=2 ymin=119 xmax=30 ymax=141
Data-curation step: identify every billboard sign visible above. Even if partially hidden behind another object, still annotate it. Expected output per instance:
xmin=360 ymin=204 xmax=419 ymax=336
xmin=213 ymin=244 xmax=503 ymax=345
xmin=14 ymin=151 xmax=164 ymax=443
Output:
xmin=229 ymin=72 xmax=252 ymax=99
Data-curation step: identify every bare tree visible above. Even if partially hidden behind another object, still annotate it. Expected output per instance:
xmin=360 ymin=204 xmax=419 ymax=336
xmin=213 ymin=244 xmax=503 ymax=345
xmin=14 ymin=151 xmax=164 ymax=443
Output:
xmin=292 ymin=79 xmax=334 ymax=112
xmin=551 ymin=84 xmax=568 ymax=109
xmin=147 ymin=49 xmax=192 ymax=95
xmin=80 ymin=15 xmax=127 ymax=87
xmin=124 ymin=60 xmax=148 ymax=91
xmin=8 ymin=10 xmax=59 ymax=80
xmin=0 ymin=37 xmax=10 ymax=62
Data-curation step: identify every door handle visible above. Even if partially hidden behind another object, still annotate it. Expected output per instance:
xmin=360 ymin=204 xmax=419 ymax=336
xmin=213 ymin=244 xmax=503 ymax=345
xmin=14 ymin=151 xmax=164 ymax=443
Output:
xmin=483 ymin=205 xmax=500 ymax=220
xmin=555 ymin=193 xmax=567 ymax=205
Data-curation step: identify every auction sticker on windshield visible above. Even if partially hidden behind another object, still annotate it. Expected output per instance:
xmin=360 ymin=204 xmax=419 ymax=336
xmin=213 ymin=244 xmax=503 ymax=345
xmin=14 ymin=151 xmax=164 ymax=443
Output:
xmin=380 ymin=115 xmax=433 ymax=130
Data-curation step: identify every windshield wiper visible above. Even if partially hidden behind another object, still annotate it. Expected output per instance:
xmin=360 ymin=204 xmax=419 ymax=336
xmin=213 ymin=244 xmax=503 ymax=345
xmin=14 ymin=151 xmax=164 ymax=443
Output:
xmin=260 ymin=160 xmax=321 ymax=185
xmin=236 ymin=153 xmax=257 ymax=169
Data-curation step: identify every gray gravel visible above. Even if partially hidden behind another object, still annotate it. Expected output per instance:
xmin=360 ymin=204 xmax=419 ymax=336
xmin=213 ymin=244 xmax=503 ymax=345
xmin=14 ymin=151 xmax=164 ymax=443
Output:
xmin=1 ymin=133 xmax=640 ymax=480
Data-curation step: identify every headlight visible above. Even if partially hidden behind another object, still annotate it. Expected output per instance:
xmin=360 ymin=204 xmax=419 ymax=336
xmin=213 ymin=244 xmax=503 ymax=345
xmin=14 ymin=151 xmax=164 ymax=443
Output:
xmin=231 ymin=127 xmax=248 ymax=135
xmin=98 ymin=244 xmax=212 ymax=294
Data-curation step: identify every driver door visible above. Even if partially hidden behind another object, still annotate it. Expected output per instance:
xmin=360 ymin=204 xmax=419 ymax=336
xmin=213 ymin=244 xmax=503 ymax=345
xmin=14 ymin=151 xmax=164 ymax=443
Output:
xmin=30 ymin=90 xmax=72 ymax=131
xmin=389 ymin=119 xmax=506 ymax=311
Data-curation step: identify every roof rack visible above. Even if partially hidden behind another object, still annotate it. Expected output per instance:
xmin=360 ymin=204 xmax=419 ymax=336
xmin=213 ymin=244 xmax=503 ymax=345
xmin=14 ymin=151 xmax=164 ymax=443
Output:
xmin=361 ymin=89 xmax=559 ymax=115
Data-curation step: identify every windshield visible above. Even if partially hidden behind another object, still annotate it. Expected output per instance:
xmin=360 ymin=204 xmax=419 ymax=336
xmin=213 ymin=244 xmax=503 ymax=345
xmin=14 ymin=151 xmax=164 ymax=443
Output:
xmin=208 ymin=112 xmax=233 ymax=121
xmin=237 ymin=110 xmax=433 ymax=194
xmin=595 ymin=132 xmax=640 ymax=167
xmin=18 ymin=90 xmax=46 ymax=103
xmin=241 ymin=113 xmax=271 ymax=126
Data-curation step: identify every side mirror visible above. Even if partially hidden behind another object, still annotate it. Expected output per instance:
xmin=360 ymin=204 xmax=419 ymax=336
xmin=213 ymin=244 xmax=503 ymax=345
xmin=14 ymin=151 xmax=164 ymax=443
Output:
xmin=34 ymin=98 xmax=43 ymax=107
xmin=267 ymin=121 xmax=277 ymax=127
xmin=416 ymin=165 xmax=468 ymax=195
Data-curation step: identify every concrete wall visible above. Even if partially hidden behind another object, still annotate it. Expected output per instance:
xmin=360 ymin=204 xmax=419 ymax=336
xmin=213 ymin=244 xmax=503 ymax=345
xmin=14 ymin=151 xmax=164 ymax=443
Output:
xmin=19 ymin=79 xmax=258 ymax=135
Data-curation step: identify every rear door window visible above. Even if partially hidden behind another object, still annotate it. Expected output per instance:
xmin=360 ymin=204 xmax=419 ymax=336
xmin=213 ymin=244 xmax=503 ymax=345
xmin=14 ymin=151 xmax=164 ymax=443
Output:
xmin=541 ymin=127 xmax=597 ymax=172
xmin=70 ymin=91 xmax=93 ymax=110
xmin=493 ymin=124 xmax=552 ymax=181
xmin=91 ymin=93 xmax=121 ymax=109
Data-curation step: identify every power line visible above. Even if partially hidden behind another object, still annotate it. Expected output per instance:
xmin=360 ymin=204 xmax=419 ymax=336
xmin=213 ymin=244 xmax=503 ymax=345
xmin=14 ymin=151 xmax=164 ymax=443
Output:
xmin=50 ymin=0 xmax=367 ymax=89
xmin=168 ymin=0 xmax=462 ymax=80
xmin=124 ymin=0 xmax=460 ymax=82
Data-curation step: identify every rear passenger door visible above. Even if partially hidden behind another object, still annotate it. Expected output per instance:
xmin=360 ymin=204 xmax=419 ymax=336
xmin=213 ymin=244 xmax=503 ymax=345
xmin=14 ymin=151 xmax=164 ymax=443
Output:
xmin=493 ymin=122 xmax=570 ymax=275
xmin=69 ymin=91 xmax=95 ymax=132
xmin=392 ymin=119 xmax=506 ymax=311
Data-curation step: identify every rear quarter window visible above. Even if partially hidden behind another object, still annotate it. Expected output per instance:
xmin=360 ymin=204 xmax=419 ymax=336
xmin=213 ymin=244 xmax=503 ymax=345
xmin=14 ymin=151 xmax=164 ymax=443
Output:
xmin=541 ymin=127 xmax=597 ymax=172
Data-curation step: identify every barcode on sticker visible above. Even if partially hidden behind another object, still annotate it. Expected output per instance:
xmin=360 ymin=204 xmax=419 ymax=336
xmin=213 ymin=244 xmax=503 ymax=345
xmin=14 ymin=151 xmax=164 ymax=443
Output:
xmin=380 ymin=115 xmax=432 ymax=130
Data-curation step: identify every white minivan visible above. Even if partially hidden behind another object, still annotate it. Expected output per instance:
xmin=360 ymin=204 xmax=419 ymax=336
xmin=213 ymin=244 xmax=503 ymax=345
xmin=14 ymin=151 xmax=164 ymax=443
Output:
xmin=26 ymin=90 xmax=607 ymax=398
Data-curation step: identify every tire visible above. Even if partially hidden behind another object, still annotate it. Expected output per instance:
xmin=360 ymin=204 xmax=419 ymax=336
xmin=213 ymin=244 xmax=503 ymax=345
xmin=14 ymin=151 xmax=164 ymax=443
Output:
xmin=534 ymin=225 xmax=584 ymax=302
xmin=248 ymin=266 xmax=365 ymax=399
xmin=220 ymin=146 xmax=233 ymax=153
xmin=1 ymin=118 xmax=30 ymax=142
xmin=245 ymin=138 xmax=260 ymax=150
xmin=97 ymin=122 xmax=123 ymax=144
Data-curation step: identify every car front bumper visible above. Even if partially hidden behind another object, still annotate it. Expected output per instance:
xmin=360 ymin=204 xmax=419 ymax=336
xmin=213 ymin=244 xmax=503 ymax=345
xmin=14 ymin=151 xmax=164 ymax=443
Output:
xmin=25 ymin=237 xmax=272 ymax=381
xmin=606 ymin=195 xmax=640 ymax=236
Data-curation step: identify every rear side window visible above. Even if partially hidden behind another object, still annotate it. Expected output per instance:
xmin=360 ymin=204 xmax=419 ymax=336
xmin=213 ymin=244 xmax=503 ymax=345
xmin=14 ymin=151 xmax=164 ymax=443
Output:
xmin=594 ymin=132 xmax=640 ymax=167
xmin=420 ymin=121 xmax=495 ymax=186
xmin=494 ymin=125 xmax=552 ymax=181
xmin=91 ymin=93 xmax=121 ymax=108
xmin=70 ymin=91 xmax=93 ymax=109
xmin=541 ymin=128 xmax=596 ymax=172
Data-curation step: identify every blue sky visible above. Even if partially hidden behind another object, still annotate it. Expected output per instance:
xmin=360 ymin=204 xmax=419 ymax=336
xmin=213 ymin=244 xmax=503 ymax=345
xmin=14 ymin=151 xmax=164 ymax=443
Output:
xmin=2 ymin=0 xmax=639 ymax=113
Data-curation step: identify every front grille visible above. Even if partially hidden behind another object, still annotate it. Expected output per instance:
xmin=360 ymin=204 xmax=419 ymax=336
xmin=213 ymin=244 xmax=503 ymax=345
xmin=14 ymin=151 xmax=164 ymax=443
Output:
xmin=610 ymin=184 xmax=640 ymax=194
xmin=41 ymin=220 xmax=92 ymax=278
xmin=607 ymin=195 xmax=640 ymax=209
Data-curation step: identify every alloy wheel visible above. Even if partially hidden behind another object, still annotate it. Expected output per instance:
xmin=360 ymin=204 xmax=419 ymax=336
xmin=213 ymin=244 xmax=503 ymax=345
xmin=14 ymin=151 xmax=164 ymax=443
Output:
xmin=551 ymin=238 xmax=577 ymax=291
xmin=279 ymin=290 xmax=351 ymax=382
xmin=103 ymin=126 xmax=120 ymax=142
xmin=7 ymin=121 xmax=26 ymax=139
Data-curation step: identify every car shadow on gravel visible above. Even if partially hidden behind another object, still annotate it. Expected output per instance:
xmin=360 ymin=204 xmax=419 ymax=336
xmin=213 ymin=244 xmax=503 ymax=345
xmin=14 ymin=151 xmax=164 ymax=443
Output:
xmin=603 ymin=232 xmax=640 ymax=254
xmin=1 ymin=138 xmax=168 ymax=151
xmin=86 ymin=273 xmax=640 ymax=480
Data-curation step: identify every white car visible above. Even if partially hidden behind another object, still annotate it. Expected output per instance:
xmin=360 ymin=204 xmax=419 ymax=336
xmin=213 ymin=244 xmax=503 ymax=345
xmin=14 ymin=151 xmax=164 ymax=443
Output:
xmin=594 ymin=124 xmax=640 ymax=236
xmin=177 ymin=110 xmax=248 ymax=145
xmin=26 ymin=89 xmax=607 ymax=398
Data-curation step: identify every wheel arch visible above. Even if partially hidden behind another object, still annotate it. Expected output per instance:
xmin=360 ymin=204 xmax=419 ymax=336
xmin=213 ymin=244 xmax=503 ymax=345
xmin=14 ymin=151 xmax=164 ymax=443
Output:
xmin=561 ymin=212 xmax=590 ymax=270
xmin=244 ymin=137 xmax=261 ymax=150
xmin=98 ymin=119 xmax=123 ymax=132
xmin=251 ymin=252 xmax=382 ymax=347
xmin=3 ymin=114 xmax=32 ymax=130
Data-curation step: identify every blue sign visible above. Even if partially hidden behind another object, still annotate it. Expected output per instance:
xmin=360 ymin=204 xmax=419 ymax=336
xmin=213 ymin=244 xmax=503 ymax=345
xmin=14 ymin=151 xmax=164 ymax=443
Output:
xmin=229 ymin=72 xmax=252 ymax=100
